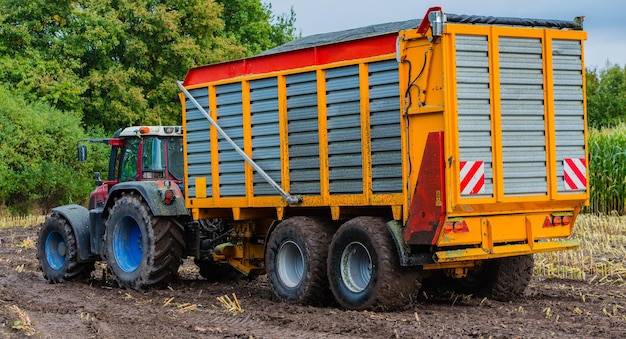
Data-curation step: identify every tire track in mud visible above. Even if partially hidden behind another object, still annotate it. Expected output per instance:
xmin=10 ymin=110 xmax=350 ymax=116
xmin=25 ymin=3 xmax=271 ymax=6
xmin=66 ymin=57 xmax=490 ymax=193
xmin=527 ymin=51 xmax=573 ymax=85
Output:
xmin=196 ymin=313 xmax=358 ymax=338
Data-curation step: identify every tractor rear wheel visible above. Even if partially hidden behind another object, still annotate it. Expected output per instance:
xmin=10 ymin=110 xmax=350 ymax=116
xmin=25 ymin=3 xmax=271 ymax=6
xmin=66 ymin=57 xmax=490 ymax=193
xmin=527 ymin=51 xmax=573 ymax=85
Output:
xmin=37 ymin=214 xmax=94 ymax=283
xmin=104 ymin=193 xmax=184 ymax=290
xmin=327 ymin=217 xmax=420 ymax=311
xmin=265 ymin=216 xmax=334 ymax=305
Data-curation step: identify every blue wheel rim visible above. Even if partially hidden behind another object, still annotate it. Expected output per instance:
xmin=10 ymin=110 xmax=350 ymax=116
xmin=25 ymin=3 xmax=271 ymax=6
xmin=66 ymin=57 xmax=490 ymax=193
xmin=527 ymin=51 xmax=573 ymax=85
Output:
xmin=45 ymin=230 xmax=66 ymax=270
xmin=113 ymin=215 xmax=143 ymax=272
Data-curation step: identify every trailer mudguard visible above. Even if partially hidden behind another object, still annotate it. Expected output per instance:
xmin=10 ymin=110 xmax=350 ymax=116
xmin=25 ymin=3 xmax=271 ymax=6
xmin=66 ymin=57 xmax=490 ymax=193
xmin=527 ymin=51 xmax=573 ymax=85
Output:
xmin=104 ymin=181 xmax=189 ymax=218
xmin=51 ymin=204 xmax=94 ymax=262
xmin=404 ymin=132 xmax=446 ymax=245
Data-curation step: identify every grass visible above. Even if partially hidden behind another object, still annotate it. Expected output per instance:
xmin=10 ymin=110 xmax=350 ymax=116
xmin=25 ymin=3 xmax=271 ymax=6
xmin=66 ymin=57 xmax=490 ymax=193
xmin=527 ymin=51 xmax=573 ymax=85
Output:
xmin=534 ymin=214 xmax=626 ymax=285
xmin=0 ymin=214 xmax=45 ymax=229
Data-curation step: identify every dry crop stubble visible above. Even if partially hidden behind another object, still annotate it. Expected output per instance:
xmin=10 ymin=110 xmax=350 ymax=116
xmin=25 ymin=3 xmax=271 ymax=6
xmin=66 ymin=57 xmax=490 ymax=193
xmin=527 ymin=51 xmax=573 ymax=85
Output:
xmin=534 ymin=214 xmax=626 ymax=285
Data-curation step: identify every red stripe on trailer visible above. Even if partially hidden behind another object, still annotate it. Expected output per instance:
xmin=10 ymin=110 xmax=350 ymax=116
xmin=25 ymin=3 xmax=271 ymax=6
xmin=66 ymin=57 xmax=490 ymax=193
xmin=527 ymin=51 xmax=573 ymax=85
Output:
xmin=460 ymin=161 xmax=485 ymax=195
xmin=563 ymin=158 xmax=587 ymax=190
xmin=183 ymin=34 xmax=398 ymax=86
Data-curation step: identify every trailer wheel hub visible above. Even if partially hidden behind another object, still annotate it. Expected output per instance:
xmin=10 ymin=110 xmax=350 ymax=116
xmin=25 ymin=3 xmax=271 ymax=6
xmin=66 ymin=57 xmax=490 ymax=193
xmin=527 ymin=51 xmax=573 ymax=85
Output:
xmin=340 ymin=241 xmax=372 ymax=293
xmin=276 ymin=241 xmax=304 ymax=288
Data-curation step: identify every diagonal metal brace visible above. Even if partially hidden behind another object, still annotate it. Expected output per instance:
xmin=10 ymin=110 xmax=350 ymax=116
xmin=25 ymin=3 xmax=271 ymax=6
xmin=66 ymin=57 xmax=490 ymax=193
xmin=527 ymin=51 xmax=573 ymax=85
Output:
xmin=177 ymin=81 xmax=302 ymax=205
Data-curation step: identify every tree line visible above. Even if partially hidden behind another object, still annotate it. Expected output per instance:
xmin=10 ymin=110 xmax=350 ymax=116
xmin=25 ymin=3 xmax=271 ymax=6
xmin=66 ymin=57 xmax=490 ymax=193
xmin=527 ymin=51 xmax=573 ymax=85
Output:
xmin=0 ymin=0 xmax=298 ymax=214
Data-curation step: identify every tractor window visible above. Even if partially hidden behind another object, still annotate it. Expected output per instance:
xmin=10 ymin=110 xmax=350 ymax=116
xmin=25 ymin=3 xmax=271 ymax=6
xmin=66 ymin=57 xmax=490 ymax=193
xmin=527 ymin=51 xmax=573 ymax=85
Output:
xmin=142 ymin=137 xmax=166 ymax=172
xmin=167 ymin=137 xmax=184 ymax=180
xmin=119 ymin=138 xmax=140 ymax=181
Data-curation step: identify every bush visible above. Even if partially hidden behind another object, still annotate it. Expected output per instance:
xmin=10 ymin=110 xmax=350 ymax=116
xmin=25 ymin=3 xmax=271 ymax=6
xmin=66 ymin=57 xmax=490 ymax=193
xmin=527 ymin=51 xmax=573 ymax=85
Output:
xmin=0 ymin=85 xmax=101 ymax=214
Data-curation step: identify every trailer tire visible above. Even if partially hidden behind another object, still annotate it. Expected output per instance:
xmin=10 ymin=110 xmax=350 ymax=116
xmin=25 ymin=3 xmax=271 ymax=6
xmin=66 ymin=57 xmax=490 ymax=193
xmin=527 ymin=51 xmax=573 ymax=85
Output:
xmin=104 ymin=193 xmax=184 ymax=290
xmin=37 ymin=214 xmax=94 ymax=283
xmin=452 ymin=255 xmax=534 ymax=301
xmin=327 ymin=217 xmax=420 ymax=311
xmin=194 ymin=259 xmax=245 ymax=282
xmin=265 ymin=216 xmax=333 ymax=305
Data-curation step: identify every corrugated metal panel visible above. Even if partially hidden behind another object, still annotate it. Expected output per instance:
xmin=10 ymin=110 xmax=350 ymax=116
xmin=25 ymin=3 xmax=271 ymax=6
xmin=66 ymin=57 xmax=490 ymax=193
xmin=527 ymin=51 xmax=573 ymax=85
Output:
xmin=499 ymin=37 xmax=547 ymax=196
xmin=185 ymin=87 xmax=212 ymax=197
xmin=455 ymin=35 xmax=494 ymax=198
xmin=369 ymin=60 xmax=402 ymax=193
xmin=287 ymin=72 xmax=321 ymax=195
xmin=216 ymin=83 xmax=245 ymax=196
xmin=250 ymin=77 xmax=282 ymax=196
xmin=326 ymin=66 xmax=363 ymax=194
xmin=553 ymin=39 xmax=586 ymax=194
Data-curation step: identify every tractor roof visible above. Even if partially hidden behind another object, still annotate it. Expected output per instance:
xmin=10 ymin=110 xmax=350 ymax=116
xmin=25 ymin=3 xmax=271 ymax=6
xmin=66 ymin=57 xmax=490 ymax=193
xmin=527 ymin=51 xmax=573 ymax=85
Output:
xmin=118 ymin=126 xmax=182 ymax=138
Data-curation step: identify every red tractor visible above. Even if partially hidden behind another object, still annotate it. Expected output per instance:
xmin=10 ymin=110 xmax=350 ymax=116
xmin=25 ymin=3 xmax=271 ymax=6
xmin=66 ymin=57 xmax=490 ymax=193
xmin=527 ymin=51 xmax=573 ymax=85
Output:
xmin=37 ymin=126 xmax=201 ymax=289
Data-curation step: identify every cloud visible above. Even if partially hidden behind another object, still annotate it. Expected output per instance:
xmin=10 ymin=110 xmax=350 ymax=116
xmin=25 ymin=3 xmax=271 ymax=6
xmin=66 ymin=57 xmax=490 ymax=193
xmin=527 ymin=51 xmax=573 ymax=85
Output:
xmin=266 ymin=0 xmax=626 ymax=67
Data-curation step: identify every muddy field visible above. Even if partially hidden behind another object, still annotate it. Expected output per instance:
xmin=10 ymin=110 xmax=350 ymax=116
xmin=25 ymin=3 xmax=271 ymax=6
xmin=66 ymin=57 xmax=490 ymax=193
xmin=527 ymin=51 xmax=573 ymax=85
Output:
xmin=0 ymin=224 xmax=625 ymax=338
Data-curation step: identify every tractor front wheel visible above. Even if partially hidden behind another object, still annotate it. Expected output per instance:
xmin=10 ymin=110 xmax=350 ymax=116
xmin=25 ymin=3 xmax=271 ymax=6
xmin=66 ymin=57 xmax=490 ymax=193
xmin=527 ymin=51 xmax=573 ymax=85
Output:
xmin=37 ymin=214 xmax=94 ymax=283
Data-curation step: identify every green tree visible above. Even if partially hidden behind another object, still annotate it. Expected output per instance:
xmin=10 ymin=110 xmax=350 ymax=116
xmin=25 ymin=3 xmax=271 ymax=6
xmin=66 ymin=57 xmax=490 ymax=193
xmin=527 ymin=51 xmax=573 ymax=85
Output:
xmin=0 ymin=0 xmax=85 ymax=113
xmin=586 ymin=64 xmax=626 ymax=129
xmin=0 ymin=0 xmax=298 ymax=132
xmin=217 ymin=0 xmax=299 ymax=56
xmin=0 ymin=84 xmax=96 ymax=214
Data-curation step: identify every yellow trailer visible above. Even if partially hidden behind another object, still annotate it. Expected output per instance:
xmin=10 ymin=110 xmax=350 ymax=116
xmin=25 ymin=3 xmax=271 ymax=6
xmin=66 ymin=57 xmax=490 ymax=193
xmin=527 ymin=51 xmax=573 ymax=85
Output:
xmin=179 ymin=7 xmax=588 ymax=310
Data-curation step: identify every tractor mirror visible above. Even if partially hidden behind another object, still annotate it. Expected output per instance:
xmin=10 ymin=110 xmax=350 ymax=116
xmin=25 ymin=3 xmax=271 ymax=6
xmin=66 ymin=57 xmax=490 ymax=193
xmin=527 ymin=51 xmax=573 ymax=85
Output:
xmin=78 ymin=145 xmax=87 ymax=162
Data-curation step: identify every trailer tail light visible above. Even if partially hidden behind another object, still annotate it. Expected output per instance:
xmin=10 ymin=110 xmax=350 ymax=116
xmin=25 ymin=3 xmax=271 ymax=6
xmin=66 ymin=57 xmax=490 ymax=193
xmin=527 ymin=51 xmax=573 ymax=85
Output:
xmin=543 ymin=216 xmax=553 ymax=228
xmin=543 ymin=214 xmax=573 ymax=228
xmin=444 ymin=220 xmax=469 ymax=233
xmin=453 ymin=221 xmax=469 ymax=233
xmin=562 ymin=216 xmax=571 ymax=226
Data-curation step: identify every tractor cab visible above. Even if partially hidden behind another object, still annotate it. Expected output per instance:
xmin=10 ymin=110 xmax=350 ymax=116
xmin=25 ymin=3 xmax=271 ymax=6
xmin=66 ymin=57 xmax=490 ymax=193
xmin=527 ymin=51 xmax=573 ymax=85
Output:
xmin=79 ymin=126 xmax=184 ymax=210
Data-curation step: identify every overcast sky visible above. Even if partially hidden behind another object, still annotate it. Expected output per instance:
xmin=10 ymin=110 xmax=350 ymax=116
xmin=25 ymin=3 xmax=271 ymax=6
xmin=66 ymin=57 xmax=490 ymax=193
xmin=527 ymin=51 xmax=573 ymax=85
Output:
xmin=264 ymin=0 xmax=625 ymax=70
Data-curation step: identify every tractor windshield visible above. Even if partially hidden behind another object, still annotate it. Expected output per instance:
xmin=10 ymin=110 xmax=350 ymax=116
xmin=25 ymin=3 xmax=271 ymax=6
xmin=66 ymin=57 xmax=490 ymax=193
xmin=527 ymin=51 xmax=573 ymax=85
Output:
xmin=142 ymin=137 xmax=184 ymax=181
xmin=119 ymin=136 xmax=184 ymax=181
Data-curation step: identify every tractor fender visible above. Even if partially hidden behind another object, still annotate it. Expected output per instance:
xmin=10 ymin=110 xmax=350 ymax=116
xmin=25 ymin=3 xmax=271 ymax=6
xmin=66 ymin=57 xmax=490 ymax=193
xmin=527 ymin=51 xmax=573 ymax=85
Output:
xmin=50 ymin=204 xmax=93 ymax=262
xmin=103 ymin=181 xmax=189 ymax=219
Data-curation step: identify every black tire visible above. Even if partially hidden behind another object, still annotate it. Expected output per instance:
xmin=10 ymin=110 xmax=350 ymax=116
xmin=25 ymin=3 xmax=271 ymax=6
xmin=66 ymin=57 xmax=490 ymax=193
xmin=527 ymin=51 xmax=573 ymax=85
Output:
xmin=194 ymin=259 xmax=244 ymax=282
xmin=265 ymin=216 xmax=334 ymax=305
xmin=37 ymin=214 xmax=94 ymax=283
xmin=451 ymin=255 xmax=534 ymax=301
xmin=327 ymin=217 xmax=421 ymax=311
xmin=104 ymin=193 xmax=184 ymax=290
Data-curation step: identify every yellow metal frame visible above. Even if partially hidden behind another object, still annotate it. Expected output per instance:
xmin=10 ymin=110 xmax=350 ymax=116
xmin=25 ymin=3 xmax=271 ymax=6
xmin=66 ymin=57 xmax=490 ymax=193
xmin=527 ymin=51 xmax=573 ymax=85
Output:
xmin=443 ymin=24 xmax=588 ymax=216
xmin=182 ymin=54 xmax=405 ymax=221
xmin=396 ymin=23 xmax=588 ymax=260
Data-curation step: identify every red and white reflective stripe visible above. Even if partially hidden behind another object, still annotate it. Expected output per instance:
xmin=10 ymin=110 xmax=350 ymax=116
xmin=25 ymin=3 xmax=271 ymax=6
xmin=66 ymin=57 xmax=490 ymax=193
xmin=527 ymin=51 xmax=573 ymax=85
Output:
xmin=564 ymin=158 xmax=587 ymax=190
xmin=460 ymin=161 xmax=485 ymax=195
